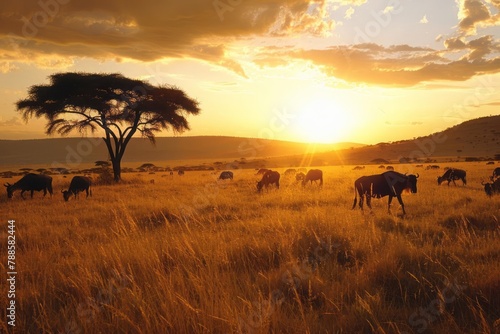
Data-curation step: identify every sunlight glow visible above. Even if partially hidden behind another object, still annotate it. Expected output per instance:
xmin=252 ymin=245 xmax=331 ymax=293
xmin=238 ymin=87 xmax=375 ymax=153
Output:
xmin=292 ymin=98 xmax=354 ymax=144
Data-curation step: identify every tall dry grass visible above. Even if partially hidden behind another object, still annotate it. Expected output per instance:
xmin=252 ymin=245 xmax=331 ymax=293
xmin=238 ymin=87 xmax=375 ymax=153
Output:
xmin=1 ymin=163 xmax=499 ymax=333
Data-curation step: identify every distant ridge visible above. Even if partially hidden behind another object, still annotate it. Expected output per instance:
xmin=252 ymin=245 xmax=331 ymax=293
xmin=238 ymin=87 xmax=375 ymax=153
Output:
xmin=0 ymin=136 xmax=363 ymax=166
xmin=2 ymin=115 xmax=498 ymax=168
xmin=277 ymin=115 xmax=500 ymax=166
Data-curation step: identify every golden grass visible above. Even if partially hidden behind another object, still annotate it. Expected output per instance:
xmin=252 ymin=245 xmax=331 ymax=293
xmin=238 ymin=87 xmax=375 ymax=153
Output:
xmin=1 ymin=162 xmax=499 ymax=333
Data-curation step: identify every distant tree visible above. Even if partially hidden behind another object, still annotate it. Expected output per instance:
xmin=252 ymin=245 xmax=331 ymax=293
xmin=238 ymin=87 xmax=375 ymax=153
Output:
xmin=139 ymin=163 xmax=156 ymax=171
xmin=16 ymin=72 xmax=200 ymax=182
xmin=95 ymin=161 xmax=111 ymax=168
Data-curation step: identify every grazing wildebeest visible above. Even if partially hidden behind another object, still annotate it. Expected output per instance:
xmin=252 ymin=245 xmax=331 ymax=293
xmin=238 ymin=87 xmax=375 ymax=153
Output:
xmin=482 ymin=178 xmax=500 ymax=197
xmin=386 ymin=166 xmax=394 ymax=171
xmin=218 ymin=171 xmax=234 ymax=180
xmin=284 ymin=168 xmax=297 ymax=176
xmin=352 ymin=171 xmax=419 ymax=215
xmin=486 ymin=161 xmax=495 ymax=165
xmin=178 ymin=170 xmax=185 ymax=176
xmin=62 ymin=176 xmax=92 ymax=201
xmin=256 ymin=168 xmax=269 ymax=175
xmin=302 ymin=169 xmax=323 ymax=187
xmin=426 ymin=165 xmax=440 ymax=170
xmin=4 ymin=173 xmax=53 ymax=199
xmin=437 ymin=168 xmax=466 ymax=186
xmin=257 ymin=170 xmax=280 ymax=192
xmin=492 ymin=167 xmax=500 ymax=181
xmin=295 ymin=172 xmax=305 ymax=182
xmin=353 ymin=166 xmax=365 ymax=170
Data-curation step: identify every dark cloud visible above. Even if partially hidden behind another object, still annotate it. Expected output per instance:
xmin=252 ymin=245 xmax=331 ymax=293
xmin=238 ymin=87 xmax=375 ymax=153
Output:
xmin=0 ymin=0 xmax=338 ymax=75
xmin=0 ymin=0 xmax=498 ymax=87
xmin=445 ymin=35 xmax=499 ymax=61
xmin=457 ymin=0 xmax=500 ymax=35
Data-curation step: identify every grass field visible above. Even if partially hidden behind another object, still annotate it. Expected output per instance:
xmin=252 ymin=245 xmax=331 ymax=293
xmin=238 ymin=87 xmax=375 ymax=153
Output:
xmin=1 ymin=162 xmax=499 ymax=333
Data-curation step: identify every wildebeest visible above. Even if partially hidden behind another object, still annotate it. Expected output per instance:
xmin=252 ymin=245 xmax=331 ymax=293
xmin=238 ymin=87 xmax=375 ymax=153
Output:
xmin=256 ymin=168 xmax=269 ymax=175
xmin=295 ymin=172 xmax=305 ymax=182
xmin=482 ymin=178 xmax=500 ymax=197
xmin=4 ymin=173 xmax=53 ymax=199
xmin=352 ymin=171 xmax=419 ymax=215
xmin=437 ymin=168 xmax=466 ymax=186
xmin=284 ymin=168 xmax=297 ymax=176
xmin=178 ymin=170 xmax=185 ymax=176
xmin=218 ymin=171 xmax=234 ymax=180
xmin=492 ymin=167 xmax=500 ymax=181
xmin=257 ymin=170 xmax=280 ymax=192
xmin=386 ymin=166 xmax=394 ymax=171
xmin=353 ymin=166 xmax=365 ymax=170
xmin=426 ymin=165 xmax=440 ymax=170
xmin=62 ymin=176 xmax=92 ymax=201
xmin=302 ymin=169 xmax=323 ymax=187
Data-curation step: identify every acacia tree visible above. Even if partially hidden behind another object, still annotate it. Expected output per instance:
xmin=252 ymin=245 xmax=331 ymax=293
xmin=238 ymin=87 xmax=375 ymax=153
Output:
xmin=16 ymin=72 xmax=200 ymax=182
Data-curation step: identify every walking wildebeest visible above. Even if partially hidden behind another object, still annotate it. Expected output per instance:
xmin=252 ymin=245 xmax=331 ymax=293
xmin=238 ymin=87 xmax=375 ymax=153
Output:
xmin=302 ymin=169 xmax=323 ymax=187
xmin=295 ymin=172 xmax=305 ymax=182
xmin=492 ymin=167 xmax=500 ymax=181
xmin=482 ymin=178 xmax=500 ymax=197
xmin=4 ymin=173 xmax=53 ymax=199
xmin=437 ymin=168 xmax=466 ymax=186
xmin=257 ymin=170 xmax=280 ymax=192
xmin=352 ymin=171 xmax=419 ymax=215
xmin=218 ymin=171 xmax=233 ymax=180
xmin=62 ymin=176 xmax=92 ymax=201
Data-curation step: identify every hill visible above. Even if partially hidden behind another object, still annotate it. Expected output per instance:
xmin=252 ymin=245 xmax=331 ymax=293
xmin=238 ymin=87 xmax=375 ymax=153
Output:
xmin=264 ymin=115 xmax=500 ymax=167
xmin=1 ymin=115 xmax=498 ymax=169
xmin=0 ymin=136 xmax=363 ymax=166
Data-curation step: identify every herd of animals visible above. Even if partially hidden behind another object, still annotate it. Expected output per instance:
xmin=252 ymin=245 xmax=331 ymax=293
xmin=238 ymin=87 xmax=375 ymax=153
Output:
xmin=3 ymin=166 xmax=500 ymax=214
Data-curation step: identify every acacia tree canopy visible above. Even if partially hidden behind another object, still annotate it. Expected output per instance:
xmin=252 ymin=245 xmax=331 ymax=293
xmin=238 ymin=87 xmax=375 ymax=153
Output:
xmin=16 ymin=72 xmax=200 ymax=181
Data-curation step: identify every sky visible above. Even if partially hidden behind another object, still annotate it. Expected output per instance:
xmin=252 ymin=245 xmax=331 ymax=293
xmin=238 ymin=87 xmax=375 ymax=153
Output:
xmin=0 ymin=0 xmax=499 ymax=144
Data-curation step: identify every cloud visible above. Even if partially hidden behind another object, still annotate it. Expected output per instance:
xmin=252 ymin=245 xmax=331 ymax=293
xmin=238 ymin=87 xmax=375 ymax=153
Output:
xmin=0 ymin=0 xmax=343 ymax=76
xmin=0 ymin=0 xmax=497 ymax=88
xmin=256 ymin=43 xmax=500 ymax=86
xmin=383 ymin=6 xmax=394 ymax=14
xmin=420 ymin=15 xmax=428 ymax=24
xmin=345 ymin=7 xmax=355 ymax=19
xmin=0 ymin=116 xmax=23 ymax=126
xmin=457 ymin=0 xmax=500 ymax=35
xmin=445 ymin=35 xmax=499 ymax=61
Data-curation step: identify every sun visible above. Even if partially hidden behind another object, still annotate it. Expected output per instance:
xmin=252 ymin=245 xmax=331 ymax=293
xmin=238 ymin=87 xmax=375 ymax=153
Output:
xmin=292 ymin=99 xmax=354 ymax=144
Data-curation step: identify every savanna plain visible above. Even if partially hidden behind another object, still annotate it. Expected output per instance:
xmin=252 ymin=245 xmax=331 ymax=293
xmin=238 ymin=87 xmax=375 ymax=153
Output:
xmin=1 ymin=163 xmax=500 ymax=334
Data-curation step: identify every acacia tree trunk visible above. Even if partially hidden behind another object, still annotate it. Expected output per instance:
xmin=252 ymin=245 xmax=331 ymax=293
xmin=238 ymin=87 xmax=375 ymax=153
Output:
xmin=102 ymin=136 xmax=122 ymax=182
xmin=111 ymin=157 xmax=121 ymax=182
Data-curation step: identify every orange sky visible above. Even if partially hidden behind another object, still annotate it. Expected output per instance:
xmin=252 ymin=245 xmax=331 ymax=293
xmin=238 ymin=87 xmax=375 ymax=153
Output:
xmin=0 ymin=0 xmax=499 ymax=144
